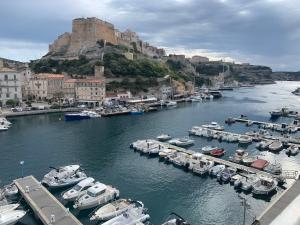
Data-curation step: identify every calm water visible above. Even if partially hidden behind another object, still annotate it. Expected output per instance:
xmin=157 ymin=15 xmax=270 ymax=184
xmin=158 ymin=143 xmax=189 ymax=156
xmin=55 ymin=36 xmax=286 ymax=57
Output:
xmin=1 ymin=81 xmax=300 ymax=225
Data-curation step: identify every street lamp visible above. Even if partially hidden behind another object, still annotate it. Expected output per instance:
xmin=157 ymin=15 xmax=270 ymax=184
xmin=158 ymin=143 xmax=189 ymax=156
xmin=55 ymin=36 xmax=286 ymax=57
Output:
xmin=20 ymin=161 xmax=24 ymax=178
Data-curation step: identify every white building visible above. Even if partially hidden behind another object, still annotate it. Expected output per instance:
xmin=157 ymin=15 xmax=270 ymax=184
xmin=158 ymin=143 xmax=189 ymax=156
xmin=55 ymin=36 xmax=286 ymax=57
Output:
xmin=0 ymin=64 xmax=22 ymax=107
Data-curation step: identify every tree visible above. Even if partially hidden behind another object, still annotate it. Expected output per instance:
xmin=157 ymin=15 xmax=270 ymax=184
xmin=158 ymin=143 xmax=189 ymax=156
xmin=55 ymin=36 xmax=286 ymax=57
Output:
xmin=6 ymin=99 xmax=19 ymax=107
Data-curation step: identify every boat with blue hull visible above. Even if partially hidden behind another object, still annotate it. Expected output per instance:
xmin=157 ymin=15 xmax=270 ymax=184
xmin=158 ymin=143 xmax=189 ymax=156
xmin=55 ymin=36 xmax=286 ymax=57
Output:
xmin=65 ymin=112 xmax=91 ymax=121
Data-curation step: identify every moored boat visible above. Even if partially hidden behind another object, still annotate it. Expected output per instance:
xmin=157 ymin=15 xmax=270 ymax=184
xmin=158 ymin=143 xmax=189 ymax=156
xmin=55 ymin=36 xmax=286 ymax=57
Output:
xmin=201 ymin=145 xmax=218 ymax=154
xmin=252 ymin=176 xmax=278 ymax=195
xmin=238 ymin=135 xmax=252 ymax=145
xmin=209 ymin=165 xmax=225 ymax=176
xmin=210 ymin=148 xmax=225 ymax=157
xmin=285 ymin=145 xmax=299 ymax=156
xmin=268 ymin=141 xmax=283 ymax=152
xmin=62 ymin=177 xmax=95 ymax=202
xmin=156 ymin=134 xmax=172 ymax=142
xmin=0 ymin=204 xmax=20 ymax=214
xmin=162 ymin=212 xmax=190 ymax=225
xmin=0 ymin=210 xmax=26 ymax=225
xmin=64 ymin=112 xmax=91 ymax=121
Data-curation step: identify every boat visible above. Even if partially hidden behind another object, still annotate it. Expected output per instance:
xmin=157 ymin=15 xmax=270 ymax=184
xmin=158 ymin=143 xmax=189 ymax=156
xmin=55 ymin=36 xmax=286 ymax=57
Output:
xmin=100 ymin=207 xmax=149 ymax=225
xmin=168 ymin=137 xmax=194 ymax=147
xmin=2 ymin=183 xmax=18 ymax=197
xmin=229 ymin=149 xmax=248 ymax=163
xmin=201 ymin=146 xmax=218 ymax=154
xmin=225 ymin=117 xmax=235 ymax=124
xmin=241 ymin=155 xmax=257 ymax=166
xmin=285 ymin=145 xmax=299 ymax=156
xmin=264 ymin=162 xmax=282 ymax=175
xmin=82 ymin=110 xmax=101 ymax=118
xmin=156 ymin=134 xmax=172 ymax=142
xmin=238 ymin=135 xmax=252 ymax=144
xmin=90 ymin=199 xmax=141 ymax=221
xmin=0 ymin=125 xmax=9 ymax=131
xmin=0 ymin=210 xmax=26 ymax=225
xmin=218 ymin=167 xmax=236 ymax=182
xmin=162 ymin=212 xmax=190 ymax=225
xmin=202 ymin=122 xmax=224 ymax=131
xmin=192 ymin=158 xmax=214 ymax=175
xmin=210 ymin=148 xmax=225 ymax=157
xmin=0 ymin=117 xmax=11 ymax=127
xmin=256 ymin=140 xmax=272 ymax=150
xmin=62 ymin=177 xmax=95 ymax=202
xmin=190 ymin=96 xmax=202 ymax=102
xmin=252 ymin=176 xmax=278 ymax=195
xmin=73 ymin=183 xmax=120 ymax=210
xmin=209 ymin=90 xmax=222 ymax=99
xmin=42 ymin=165 xmax=81 ymax=181
xmin=0 ymin=204 xmax=20 ymax=214
xmin=240 ymin=175 xmax=259 ymax=192
xmin=209 ymin=165 xmax=225 ymax=176
xmin=292 ymin=87 xmax=300 ymax=96
xmin=165 ymin=101 xmax=177 ymax=107
xmin=251 ymin=159 xmax=269 ymax=170
xmin=130 ymin=109 xmax=144 ymax=115
xmin=268 ymin=141 xmax=283 ymax=152
xmin=64 ymin=112 xmax=91 ymax=121
xmin=270 ymin=109 xmax=283 ymax=118
xmin=158 ymin=149 xmax=176 ymax=159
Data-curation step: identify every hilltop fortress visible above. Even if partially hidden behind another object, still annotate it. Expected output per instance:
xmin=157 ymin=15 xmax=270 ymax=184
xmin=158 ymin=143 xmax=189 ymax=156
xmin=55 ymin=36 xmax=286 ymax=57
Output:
xmin=48 ymin=17 xmax=165 ymax=59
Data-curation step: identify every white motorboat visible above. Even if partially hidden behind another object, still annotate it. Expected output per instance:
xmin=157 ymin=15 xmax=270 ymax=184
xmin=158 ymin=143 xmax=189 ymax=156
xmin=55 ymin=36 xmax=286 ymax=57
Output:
xmin=62 ymin=177 xmax=95 ymax=202
xmin=285 ymin=145 xmax=299 ymax=156
xmin=101 ymin=206 xmax=149 ymax=225
xmin=42 ymin=165 xmax=81 ymax=183
xmin=240 ymin=175 xmax=259 ymax=192
xmin=73 ymin=183 xmax=120 ymax=210
xmin=209 ymin=164 xmax=225 ymax=176
xmin=0 ymin=210 xmax=26 ymax=225
xmin=238 ymin=135 xmax=252 ymax=144
xmin=0 ymin=125 xmax=8 ymax=131
xmin=82 ymin=110 xmax=101 ymax=118
xmin=90 ymin=199 xmax=141 ymax=221
xmin=156 ymin=134 xmax=172 ymax=142
xmin=2 ymin=184 xmax=18 ymax=198
xmin=252 ymin=176 xmax=278 ymax=195
xmin=218 ymin=167 xmax=237 ymax=182
xmin=162 ymin=212 xmax=190 ymax=225
xmin=192 ymin=159 xmax=214 ymax=175
xmin=0 ymin=117 xmax=11 ymax=127
xmin=168 ymin=137 xmax=194 ymax=147
xmin=158 ymin=149 xmax=176 ymax=159
xmin=202 ymin=122 xmax=224 ymax=131
xmin=268 ymin=141 xmax=283 ymax=152
xmin=270 ymin=109 xmax=282 ymax=118
xmin=0 ymin=204 xmax=19 ymax=214
xmin=201 ymin=145 xmax=218 ymax=154
xmin=190 ymin=95 xmax=202 ymax=102
xmin=165 ymin=101 xmax=177 ymax=107
xmin=256 ymin=140 xmax=272 ymax=150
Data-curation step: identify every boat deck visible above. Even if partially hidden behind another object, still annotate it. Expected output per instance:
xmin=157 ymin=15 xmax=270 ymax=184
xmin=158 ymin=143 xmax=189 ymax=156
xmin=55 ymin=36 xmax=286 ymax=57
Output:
xmin=14 ymin=175 xmax=82 ymax=225
xmin=252 ymin=178 xmax=300 ymax=225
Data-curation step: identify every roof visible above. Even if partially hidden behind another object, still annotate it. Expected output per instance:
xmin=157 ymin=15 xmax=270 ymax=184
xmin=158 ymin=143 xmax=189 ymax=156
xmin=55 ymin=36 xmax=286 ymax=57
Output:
xmin=0 ymin=67 xmax=17 ymax=73
xmin=76 ymin=79 xmax=102 ymax=83
xmin=36 ymin=73 xmax=65 ymax=79
xmin=65 ymin=79 xmax=77 ymax=83
xmin=251 ymin=159 xmax=269 ymax=170
xmin=88 ymin=183 xmax=106 ymax=194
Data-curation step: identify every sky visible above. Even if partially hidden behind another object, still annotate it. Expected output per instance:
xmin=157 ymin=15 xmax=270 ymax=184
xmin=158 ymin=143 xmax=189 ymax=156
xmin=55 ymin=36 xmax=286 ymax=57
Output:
xmin=1 ymin=0 xmax=300 ymax=71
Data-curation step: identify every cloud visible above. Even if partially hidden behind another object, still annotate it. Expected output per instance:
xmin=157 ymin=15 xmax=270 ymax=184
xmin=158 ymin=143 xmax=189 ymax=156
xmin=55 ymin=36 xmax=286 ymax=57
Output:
xmin=0 ymin=0 xmax=300 ymax=70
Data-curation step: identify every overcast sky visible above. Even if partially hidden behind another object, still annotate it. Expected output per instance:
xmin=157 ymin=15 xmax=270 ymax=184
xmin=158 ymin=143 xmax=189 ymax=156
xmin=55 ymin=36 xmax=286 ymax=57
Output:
xmin=1 ymin=0 xmax=300 ymax=71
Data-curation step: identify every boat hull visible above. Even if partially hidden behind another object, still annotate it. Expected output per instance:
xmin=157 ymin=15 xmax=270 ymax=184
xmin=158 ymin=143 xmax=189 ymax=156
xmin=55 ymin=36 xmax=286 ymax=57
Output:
xmin=65 ymin=114 xmax=90 ymax=121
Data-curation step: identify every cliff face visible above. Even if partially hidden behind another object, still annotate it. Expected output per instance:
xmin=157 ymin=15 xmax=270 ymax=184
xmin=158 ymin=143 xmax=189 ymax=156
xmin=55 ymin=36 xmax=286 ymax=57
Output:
xmin=46 ymin=17 xmax=165 ymax=60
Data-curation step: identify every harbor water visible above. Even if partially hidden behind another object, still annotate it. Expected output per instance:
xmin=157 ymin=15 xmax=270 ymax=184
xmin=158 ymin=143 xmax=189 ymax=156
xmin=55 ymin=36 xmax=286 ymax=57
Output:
xmin=0 ymin=81 xmax=300 ymax=225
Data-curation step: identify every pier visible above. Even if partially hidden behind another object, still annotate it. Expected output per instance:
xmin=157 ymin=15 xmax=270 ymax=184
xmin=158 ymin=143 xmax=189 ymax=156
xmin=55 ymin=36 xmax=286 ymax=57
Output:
xmin=1 ymin=108 xmax=79 ymax=118
xmin=252 ymin=178 xmax=300 ymax=225
xmin=146 ymin=140 xmax=298 ymax=180
xmin=14 ymin=176 xmax=82 ymax=225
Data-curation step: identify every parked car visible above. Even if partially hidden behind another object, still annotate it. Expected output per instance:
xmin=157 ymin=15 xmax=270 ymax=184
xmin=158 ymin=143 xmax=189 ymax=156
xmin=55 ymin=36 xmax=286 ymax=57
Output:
xmin=11 ymin=107 xmax=23 ymax=112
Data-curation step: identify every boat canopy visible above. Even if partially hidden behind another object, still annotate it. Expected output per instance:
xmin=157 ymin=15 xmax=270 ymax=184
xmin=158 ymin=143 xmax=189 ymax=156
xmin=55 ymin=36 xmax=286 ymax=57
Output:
xmin=88 ymin=183 xmax=107 ymax=195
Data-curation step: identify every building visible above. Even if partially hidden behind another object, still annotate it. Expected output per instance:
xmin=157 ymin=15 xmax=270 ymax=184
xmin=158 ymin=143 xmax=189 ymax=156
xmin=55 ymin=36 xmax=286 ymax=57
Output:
xmin=168 ymin=54 xmax=186 ymax=62
xmin=18 ymin=64 xmax=32 ymax=100
xmin=28 ymin=73 xmax=64 ymax=100
xmin=63 ymin=79 xmax=77 ymax=99
xmin=0 ymin=60 xmax=22 ymax=107
xmin=105 ymin=91 xmax=132 ymax=102
xmin=190 ymin=55 xmax=209 ymax=63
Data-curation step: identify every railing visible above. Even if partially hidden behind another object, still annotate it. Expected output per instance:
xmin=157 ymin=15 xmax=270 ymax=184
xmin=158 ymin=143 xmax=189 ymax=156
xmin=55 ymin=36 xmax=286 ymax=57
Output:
xmin=280 ymin=170 xmax=299 ymax=179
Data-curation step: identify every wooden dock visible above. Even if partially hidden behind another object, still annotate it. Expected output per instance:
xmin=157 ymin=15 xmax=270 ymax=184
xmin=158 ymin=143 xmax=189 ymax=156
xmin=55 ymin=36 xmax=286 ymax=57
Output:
xmin=252 ymin=178 xmax=300 ymax=225
xmin=14 ymin=176 xmax=82 ymax=225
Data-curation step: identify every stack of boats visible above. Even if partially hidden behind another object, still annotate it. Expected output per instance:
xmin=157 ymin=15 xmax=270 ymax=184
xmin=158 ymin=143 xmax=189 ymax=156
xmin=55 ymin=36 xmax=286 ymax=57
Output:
xmin=0 ymin=117 xmax=11 ymax=131
xmin=130 ymin=139 xmax=279 ymax=196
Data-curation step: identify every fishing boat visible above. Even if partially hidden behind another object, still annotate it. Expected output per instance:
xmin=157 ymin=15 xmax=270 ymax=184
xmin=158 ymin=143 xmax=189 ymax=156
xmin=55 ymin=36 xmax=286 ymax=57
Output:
xmin=218 ymin=167 xmax=236 ymax=182
xmin=73 ymin=183 xmax=120 ymax=210
xmin=156 ymin=134 xmax=172 ymax=142
xmin=90 ymin=199 xmax=141 ymax=221
xmin=162 ymin=212 xmax=190 ymax=225
xmin=0 ymin=210 xmax=26 ymax=225
xmin=238 ymin=135 xmax=252 ymax=144
xmin=285 ymin=145 xmax=299 ymax=156
xmin=62 ymin=177 xmax=95 ymax=202
xmin=201 ymin=145 xmax=218 ymax=154
xmin=229 ymin=149 xmax=248 ymax=163
xmin=202 ymin=122 xmax=224 ymax=131
xmin=209 ymin=165 xmax=225 ymax=176
xmin=64 ymin=112 xmax=91 ymax=121
xmin=210 ymin=148 xmax=225 ymax=157
xmin=0 ymin=204 xmax=20 ymax=214
xmin=101 ymin=206 xmax=150 ymax=225
xmin=192 ymin=159 xmax=214 ymax=175
xmin=268 ymin=141 xmax=283 ymax=152
xmin=252 ymin=176 xmax=278 ymax=195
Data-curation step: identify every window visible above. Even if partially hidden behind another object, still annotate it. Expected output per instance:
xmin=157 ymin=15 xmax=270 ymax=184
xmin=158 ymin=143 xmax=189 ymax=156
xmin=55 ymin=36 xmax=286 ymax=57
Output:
xmin=6 ymin=93 xmax=9 ymax=98
xmin=15 ymin=88 xmax=17 ymax=92
xmin=14 ymin=75 xmax=16 ymax=80
xmin=4 ymin=75 xmax=8 ymax=80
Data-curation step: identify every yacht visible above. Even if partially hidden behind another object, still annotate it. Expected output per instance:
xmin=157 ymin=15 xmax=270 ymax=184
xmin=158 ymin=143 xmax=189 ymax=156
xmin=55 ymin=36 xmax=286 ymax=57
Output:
xmin=0 ymin=210 xmax=26 ymax=225
xmin=285 ymin=145 xmax=299 ymax=156
xmin=156 ymin=134 xmax=172 ymax=142
xmin=0 ymin=204 xmax=20 ymax=214
xmin=209 ymin=165 xmax=225 ymax=176
xmin=239 ymin=175 xmax=259 ymax=192
xmin=202 ymin=122 xmax=224 ymax=131
xmin=268 ymin=141 xmax=283 ymax=152
xmin=162 ymin=213 xmax=190 ymax=225
xmin=252 ymin=176 xmax=278 ymax=195
xmin=101 ymin=206 xmax=149 ymax=225
xmin=238 ymin=135 xmax=252 ymax=144
xmin=62 ymin=177 xmax=95 ymax=202
xmin=90 ymin=199 xmax=141 ymax=221
xmin=44 ymin=170 xmax=87 ymax=189
xmin=42 ymin=165 xmax=81 ymax=182
xmin=73 ymin=183 xmax=120 ymax=210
